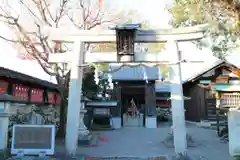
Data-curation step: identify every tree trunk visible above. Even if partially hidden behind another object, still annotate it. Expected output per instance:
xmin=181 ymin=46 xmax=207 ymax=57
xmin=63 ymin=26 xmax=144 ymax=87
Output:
xmin=56 ymin=88 xmax=68 ymax=139
xmin=56 ymin=98 xmax=67 ymax=139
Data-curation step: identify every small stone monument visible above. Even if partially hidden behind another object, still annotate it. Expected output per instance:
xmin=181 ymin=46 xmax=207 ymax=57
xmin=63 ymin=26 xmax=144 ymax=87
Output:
xmin=11 ymin=124 xmax=55 ymax=156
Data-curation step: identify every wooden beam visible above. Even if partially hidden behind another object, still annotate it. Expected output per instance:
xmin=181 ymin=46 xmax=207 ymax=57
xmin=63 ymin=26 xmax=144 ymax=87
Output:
xmin=48 ymin=52 xmax=205 ymax=64
xmin=43 ymin=24 xmax=209 ymax=42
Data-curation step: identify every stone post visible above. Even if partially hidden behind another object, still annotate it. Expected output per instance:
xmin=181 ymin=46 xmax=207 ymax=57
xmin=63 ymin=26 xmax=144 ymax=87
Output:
xmin=78 ymin=102 xmax=89 ymax=137
xmin=0 ymin=113 xmax=9 ymax=150
xmin=0 ymin=102 xmax=10 ymax=150
xmin=228 ymin=108 xmax=240 ymax=157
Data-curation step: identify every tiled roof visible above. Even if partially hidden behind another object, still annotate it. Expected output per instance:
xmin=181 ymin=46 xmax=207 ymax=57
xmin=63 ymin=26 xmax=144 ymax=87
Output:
xmin=182 ymin=60 xmax=225 ymax=83
xmin=109 ymin=64 xmax=159 ymax=80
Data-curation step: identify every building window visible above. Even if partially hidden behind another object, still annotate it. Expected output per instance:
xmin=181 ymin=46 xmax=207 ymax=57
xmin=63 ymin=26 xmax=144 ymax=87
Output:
xmin=220 ymin=92 xmax=240 ymax=107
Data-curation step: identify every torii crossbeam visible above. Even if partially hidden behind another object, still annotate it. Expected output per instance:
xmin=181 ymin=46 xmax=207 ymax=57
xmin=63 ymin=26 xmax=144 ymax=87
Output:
xmin=43 ymin=24 xmax=209 ymax=156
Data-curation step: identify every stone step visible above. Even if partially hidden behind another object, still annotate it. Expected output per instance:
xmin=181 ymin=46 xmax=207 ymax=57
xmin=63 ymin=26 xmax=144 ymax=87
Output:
xmin=207 ymin=114 xmax=225 ymax=118
xmin=207 ymin=115 xmax=225 ymax=121
xmin=210 ymin=122 xmax=227 ymax=127
xmin=207 ymin=109 xmax=217 ymax=112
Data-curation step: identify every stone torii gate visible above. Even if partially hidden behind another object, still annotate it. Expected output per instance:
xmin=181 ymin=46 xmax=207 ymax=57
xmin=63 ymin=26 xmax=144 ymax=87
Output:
xmin=43 ymin=24 xmax=208 ymax=155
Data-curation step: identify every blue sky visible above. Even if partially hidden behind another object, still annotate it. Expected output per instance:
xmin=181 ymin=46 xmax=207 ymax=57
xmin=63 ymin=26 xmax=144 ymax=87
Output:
xmin=107 ymin=0 xmax=172 ymax=29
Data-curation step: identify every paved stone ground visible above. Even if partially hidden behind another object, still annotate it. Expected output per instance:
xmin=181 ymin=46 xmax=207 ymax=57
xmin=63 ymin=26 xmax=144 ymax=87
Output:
xmin=3 ymin=123 xmax=230 ymax=160
xmin=53 ymin=123 xmax=230 ymax=160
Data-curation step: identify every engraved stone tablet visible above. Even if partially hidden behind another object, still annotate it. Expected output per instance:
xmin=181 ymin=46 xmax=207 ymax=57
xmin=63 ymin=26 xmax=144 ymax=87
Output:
xmin=11 ymin=124 xmax=55 ymax=155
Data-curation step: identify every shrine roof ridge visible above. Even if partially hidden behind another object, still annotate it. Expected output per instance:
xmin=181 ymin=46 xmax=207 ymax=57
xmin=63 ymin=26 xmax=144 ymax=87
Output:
xmin=183 ymin=59 xmax=239 ymax=83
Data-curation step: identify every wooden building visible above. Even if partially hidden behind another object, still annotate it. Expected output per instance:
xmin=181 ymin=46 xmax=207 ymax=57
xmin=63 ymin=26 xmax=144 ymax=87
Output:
xmin=183 ymin=60 xmax=240 ymax=122
xmin=0 ymin=66 xmax=60 ymax=104
xmin=0 ymin=66 xmax=62 ymax=145
xmin=112 ymin=80 xmax=157 ymax=128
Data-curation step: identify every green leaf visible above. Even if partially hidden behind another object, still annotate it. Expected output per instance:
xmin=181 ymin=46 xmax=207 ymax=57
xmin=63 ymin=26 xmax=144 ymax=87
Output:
xmin=94 ymin=63 xmax=109 ymax=72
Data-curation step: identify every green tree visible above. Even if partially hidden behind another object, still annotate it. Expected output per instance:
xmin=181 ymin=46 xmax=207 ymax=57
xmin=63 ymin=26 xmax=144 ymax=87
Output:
xmin=169 ymin=0 xmax=240 ymax=59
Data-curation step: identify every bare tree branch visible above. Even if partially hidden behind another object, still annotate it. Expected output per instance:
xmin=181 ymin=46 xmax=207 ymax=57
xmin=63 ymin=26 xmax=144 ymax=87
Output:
xmin=0 ymin=35 xmax=19 ymax=43
xmin=54 ymin=0 xmax=67 ymax=26
xmin=0 ymin=0 xmax=132 ymax=89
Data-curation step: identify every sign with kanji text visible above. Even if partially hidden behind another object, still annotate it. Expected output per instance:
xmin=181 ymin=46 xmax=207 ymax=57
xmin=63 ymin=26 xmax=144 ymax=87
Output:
xmin=11 ymin=124 xmax=55 ymax=155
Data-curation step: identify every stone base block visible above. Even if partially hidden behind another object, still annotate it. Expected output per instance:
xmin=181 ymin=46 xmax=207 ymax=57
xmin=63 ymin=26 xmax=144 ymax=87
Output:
xmin=228 ymin=109 xmax=240 ymax=156
xmin=111 ymin=117 xmax=121 ymax=129
xmin=78 ymin=134 xmax=92 ymax=146
xmin=145 ymin=117 xmax=157 ymax=128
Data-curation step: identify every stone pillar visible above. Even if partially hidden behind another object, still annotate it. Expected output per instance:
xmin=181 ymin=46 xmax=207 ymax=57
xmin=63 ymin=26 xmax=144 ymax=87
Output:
xmin=167 ymin=40 xmax=187 ymax=154
xmin=65 ymin=41 xmax=84 ymax=155
xmin=0 ymin=102 xmax=10 ymax=150
xmin=0 ymin=113 xmax=9 ymax=150
xmin=228 ymin=109 xmax=240 ymax=157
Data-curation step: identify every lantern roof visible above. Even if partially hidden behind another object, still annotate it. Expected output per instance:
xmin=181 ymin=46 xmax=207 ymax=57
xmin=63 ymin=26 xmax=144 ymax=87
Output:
xmin=109 ymin=24 xmax=141 ymax=30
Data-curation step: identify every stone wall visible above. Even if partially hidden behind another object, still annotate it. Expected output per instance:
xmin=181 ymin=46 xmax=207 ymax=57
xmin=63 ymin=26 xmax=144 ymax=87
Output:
xmin=7 ymin=103 xmax=60 ymax=141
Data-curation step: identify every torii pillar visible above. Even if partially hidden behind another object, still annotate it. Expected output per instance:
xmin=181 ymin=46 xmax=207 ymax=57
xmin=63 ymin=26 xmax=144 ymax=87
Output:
xmin=167 ymin=40 xmax=187 ymax=154
xmin=65 ymin=40 xmax=84 ymax=155
xmin=44 ymin=24 xmax=208 ymax=156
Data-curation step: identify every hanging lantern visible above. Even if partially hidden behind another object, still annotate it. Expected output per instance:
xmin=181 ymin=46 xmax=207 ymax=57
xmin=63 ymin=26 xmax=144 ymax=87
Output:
xmin=112 ymin=24 xmax=141 ymax=62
